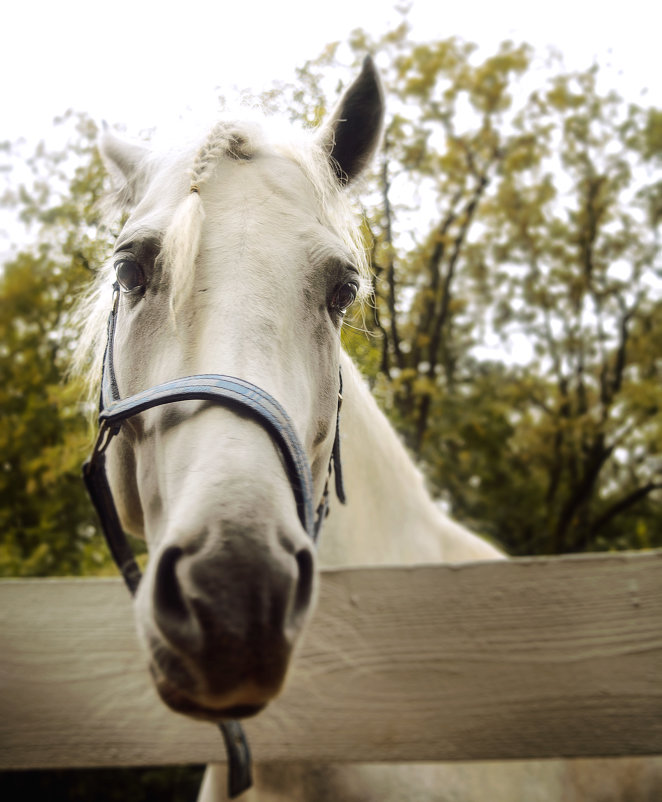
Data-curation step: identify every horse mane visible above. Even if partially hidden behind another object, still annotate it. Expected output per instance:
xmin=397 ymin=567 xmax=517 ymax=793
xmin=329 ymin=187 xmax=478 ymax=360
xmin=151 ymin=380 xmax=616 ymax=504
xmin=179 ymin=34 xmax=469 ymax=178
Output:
xmin=69 ymin=114 xmax=371 ymax=407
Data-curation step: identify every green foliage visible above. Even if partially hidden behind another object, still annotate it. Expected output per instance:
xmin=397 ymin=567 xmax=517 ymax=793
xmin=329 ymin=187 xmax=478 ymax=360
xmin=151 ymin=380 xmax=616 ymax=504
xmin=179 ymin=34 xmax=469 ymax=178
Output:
xmin=302 ymin=19 xmax=662 ymax=555
xmin=0 ymin=112 xmax=115 ymax=576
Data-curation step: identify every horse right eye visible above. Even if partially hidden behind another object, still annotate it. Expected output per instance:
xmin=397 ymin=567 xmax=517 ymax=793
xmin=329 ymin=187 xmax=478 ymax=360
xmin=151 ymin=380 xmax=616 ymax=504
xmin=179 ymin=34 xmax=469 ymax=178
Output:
xmin=115 ymin=257 xmax=146 ymax=294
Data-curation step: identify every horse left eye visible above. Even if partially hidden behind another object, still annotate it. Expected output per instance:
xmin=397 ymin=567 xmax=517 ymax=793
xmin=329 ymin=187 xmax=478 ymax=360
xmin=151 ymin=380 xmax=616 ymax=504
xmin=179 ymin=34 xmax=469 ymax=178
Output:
xmin=115 ymin=257 xmax=145 ymax=293
xmin=330 ymin=281 xmax=359 ymax=315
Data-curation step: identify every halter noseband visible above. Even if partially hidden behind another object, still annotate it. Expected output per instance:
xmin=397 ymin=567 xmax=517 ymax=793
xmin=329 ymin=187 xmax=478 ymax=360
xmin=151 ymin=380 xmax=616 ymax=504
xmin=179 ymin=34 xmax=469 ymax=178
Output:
xmin=83 ymin=282 xmax=346 ymax=798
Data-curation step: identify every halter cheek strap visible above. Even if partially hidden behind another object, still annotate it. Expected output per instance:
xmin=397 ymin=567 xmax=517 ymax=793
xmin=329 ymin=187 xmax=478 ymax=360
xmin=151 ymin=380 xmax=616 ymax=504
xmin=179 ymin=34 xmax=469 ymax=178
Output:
xmin=83 ymin=283 xmax=346 ymax=799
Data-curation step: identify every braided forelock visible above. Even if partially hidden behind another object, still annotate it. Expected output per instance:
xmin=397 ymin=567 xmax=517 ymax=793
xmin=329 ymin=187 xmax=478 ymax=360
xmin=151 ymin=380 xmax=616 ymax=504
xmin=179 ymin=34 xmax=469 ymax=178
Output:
xmin=189 ymin=122 xmax=259 ymax=190
xmin=160 ymin=117 xmax=370 ymax=319
xmin=161 ymin=122 xmax=263 ymax=317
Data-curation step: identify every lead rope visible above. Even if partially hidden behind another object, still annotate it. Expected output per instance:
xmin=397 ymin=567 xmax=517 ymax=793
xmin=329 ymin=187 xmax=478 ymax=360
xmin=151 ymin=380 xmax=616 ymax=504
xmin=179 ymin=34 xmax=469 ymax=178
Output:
xmin=218 ymin=721 xmax=253 ymax=798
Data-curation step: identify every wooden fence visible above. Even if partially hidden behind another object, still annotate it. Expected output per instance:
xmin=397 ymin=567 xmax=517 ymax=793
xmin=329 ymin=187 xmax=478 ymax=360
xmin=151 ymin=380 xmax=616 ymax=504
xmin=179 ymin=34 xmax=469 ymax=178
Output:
xmin=1 ymin=550 xmax=661 ymax=770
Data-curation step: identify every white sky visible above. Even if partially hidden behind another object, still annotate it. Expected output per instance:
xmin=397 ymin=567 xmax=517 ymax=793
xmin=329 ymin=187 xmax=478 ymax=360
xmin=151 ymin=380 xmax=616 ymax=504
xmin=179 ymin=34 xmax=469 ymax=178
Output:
xmin=1 ymin=0 xmax=659 ymax=266
xmin=2 ymin=0 xmax=659 ymax=365
xmin=3 ymin=0 xmax=660 ymax=143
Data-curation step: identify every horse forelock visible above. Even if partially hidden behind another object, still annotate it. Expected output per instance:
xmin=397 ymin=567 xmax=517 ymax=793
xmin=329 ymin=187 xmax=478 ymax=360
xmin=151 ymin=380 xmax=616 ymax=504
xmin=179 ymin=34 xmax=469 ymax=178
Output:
xmin=70 ymin=115 xmax=370 ymax=406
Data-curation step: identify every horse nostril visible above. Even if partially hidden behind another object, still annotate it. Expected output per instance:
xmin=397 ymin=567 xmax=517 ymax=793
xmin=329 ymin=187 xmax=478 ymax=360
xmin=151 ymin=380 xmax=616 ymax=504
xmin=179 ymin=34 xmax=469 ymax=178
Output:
xmin=154 ymin=546 xmax=188 ymax=624
xmin=151 ymin=537 xmax=313 ymax=666
xmin=153 ymin=545 xmax=206 ymax=653
xmin=293 ymin=548 xmax=315 ymax=623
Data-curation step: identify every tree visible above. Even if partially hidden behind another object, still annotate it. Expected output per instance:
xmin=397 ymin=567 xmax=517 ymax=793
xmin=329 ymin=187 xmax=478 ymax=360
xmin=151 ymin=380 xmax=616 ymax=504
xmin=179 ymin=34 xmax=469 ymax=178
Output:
xmin=466 ymin=68 xmax=662 ymax=553
xmin=0 ymin=112 xmax=116 ymax=575
xmin=295 ymin=21 xmax=662 ymax=555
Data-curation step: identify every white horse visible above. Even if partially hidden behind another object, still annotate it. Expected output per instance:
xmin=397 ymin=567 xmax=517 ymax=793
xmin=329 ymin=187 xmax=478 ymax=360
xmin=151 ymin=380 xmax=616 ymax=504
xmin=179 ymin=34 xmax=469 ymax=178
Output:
xmin=76 ymin=58 xmax=659 ymax=801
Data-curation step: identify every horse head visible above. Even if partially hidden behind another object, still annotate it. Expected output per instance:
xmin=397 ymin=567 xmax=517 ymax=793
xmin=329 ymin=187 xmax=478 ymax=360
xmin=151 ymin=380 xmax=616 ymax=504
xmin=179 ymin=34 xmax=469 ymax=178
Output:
xmin=89 ymin=58 xmax=383 ymax=722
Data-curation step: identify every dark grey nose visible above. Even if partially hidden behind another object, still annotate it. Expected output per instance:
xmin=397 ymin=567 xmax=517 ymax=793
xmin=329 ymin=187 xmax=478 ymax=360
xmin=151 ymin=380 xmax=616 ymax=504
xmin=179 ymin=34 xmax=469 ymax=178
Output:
xmin=150 ymin=532 xmax=315 ymax=699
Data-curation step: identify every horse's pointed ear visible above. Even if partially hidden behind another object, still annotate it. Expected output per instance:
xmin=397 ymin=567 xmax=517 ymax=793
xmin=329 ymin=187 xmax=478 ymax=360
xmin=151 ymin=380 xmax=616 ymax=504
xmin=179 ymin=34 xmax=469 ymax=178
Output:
xmin=98 ymin=129 xmax=151 ymax=210
xmin=320 ymin=55 xmax=385 ymax=187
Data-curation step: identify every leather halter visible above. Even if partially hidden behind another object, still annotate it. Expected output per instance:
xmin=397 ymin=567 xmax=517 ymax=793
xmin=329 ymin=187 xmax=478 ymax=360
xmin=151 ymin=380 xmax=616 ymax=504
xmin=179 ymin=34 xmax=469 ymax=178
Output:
xmin=83 ymin=282 xmax=346 ymax=798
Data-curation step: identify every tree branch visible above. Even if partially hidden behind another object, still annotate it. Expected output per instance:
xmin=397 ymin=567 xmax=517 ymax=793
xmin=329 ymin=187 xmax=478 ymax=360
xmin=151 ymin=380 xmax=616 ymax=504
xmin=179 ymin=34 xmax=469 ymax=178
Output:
xmin=413 ymin=185 xmax=464 ymax=369
xmin=552 ymin=434 xmax=615 ymax=552
xmin=414 ymin=172 xmax=490 ymax=452
xmin=380 ymin=150 xmax=404 ymax=371
xmin=361 ymin=211 xmax=391 ymax=376
xmin=589 ymin=482 xmax=662 ymax=541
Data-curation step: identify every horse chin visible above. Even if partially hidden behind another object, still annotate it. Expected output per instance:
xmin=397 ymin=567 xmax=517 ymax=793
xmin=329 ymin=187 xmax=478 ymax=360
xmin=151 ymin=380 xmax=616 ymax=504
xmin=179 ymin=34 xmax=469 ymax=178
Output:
xmin=150 ymin=663 xmax=271 ymax=722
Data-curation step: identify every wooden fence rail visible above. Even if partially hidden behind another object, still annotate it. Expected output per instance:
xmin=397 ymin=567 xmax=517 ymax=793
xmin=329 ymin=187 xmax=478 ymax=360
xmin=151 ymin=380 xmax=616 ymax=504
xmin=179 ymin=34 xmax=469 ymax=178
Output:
xmin=1 ymin=551 xmax=661 ymax=770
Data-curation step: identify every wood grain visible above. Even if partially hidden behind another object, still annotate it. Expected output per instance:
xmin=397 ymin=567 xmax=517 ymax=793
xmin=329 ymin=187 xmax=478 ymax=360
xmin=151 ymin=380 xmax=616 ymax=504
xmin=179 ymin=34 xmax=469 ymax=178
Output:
xmin=1 ymin=551 xmax=661 ymax=769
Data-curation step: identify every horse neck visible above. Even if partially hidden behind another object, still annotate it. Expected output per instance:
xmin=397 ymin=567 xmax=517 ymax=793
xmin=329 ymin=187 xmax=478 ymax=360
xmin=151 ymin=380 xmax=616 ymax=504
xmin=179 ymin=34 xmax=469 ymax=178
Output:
xmin=318 ymin=352 xmax=503 ymax=568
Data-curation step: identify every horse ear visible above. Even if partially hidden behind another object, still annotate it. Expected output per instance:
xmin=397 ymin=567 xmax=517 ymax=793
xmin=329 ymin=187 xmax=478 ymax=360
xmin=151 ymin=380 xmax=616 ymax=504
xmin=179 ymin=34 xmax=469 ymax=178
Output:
xmin=98 ymin=129 xmax=151 ymax=209
xmin=320 ymin=55 xmax=385 ymax=186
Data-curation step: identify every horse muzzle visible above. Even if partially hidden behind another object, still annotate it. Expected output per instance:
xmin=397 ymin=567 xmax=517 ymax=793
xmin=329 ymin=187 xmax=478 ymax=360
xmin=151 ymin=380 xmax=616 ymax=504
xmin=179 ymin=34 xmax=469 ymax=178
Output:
xmin=136 ymin=520 xmax=316 ymax=719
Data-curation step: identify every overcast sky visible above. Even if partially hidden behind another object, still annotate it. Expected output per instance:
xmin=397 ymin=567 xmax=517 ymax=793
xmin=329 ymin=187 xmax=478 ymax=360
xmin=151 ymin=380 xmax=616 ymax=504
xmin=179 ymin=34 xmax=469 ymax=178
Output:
xmin=2 ymin=0 xmax=659 ymax=364
xmin=2 ymin=0 xmax=659 ymax=260
xmin=4 ymin=0 xmax=660 ymax=142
